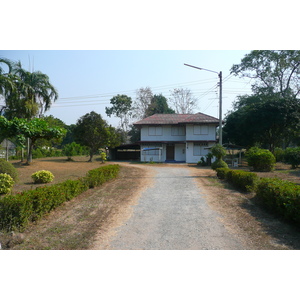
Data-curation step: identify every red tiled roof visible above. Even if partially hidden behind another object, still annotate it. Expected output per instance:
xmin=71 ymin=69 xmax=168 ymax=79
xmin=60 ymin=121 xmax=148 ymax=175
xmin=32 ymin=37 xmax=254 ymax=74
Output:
xmin=134 ymin=113 xmax=219 ymax=125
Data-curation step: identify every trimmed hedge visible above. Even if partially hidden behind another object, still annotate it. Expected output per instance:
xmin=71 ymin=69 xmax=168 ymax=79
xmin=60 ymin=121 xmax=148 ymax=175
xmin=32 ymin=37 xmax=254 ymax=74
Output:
xmin=256 ymin=178 xmax=300 ymax=225
xmin=216 ymin=168 xmax=259 ymax=192
xmin=0 ymin=164 xmax=120 ymax=232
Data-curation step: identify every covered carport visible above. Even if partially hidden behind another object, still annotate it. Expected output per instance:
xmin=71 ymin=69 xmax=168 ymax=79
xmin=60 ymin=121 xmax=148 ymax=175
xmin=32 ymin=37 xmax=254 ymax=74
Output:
xmin=110 ymin=144 xmax=140 ymax=161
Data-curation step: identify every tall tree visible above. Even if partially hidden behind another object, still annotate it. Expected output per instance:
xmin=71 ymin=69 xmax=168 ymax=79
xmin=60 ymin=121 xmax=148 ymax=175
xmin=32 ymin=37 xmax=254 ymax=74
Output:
xmin=169 ymin=88 xmax=198 ymax=114
xmin=145 ymin=94 xmax=175 ymax=117
xmin=0 ymin=58 xmax=16 ymax=114
xmin=105 ymin=94 xmax=133 ymax=134
xmin=74 ymin=111 xmax=120 ymax=162
xmin=231 ymin=50 xmax=300 ymax=98
xmin=10 ymin=61 xmax=59 ymax=118
xmin=223 ymin=92 xmax=300 ymax=152
xmin=133 ymin=87 xmax=153 ymax=119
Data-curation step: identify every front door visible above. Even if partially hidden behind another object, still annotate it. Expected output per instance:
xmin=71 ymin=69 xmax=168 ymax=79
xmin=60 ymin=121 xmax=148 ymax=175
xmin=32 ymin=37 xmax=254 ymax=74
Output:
xmin=166 ymin=144 xmax=175 ymax=160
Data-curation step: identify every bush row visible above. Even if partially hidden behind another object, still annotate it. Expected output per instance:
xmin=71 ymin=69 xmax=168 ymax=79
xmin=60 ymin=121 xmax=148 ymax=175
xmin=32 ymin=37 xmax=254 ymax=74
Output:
xmin=0 ymin=164 xmax=120 ymax=232
xmin=216 ymin=168 xmax=259 ymax=192
xmin=256 ymin=178 xmax=300 ymax=225
xmin=216 ymin=167 xmax=300 ymax=226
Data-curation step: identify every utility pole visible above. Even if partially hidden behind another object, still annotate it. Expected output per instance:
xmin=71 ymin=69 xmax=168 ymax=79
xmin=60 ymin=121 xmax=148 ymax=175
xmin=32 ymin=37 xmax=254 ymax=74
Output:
xmin=184 ymin=63 xmax=223 ymax=145
xmin=218 ymin=71 xmax=222 ymax=145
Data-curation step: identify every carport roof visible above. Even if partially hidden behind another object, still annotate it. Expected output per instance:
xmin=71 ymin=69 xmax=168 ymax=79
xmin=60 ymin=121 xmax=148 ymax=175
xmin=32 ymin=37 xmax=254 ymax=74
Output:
xmin=134 ymin=113 xmax=220 ymax=126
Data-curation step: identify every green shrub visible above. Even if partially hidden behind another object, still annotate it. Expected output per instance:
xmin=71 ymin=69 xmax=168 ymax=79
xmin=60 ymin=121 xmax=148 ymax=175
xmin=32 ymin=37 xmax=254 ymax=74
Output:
xmin=256 ymin=178 xmax=300 ymax=224
xmin=246 ymin=147 xmax=275 ymax=172
xmin=100 ymin=152 xmax=107 ymax=163
xmin=225 ymin=169 xmax=259 ymax=192
xmin=216 ymin=167 xmax=230 ymax=179
xmin=210 ymin=144 xmax=227 ymax=160
xmin=211 ymin=159 xmax=228 ymax=170
xmin=83 ymin=164 xmax=120 ymax=188
xmin=32 ymin=148 xmax=44 ymax=159
xmin=284 ymin=147 xmax=300 ymax=169
xmin=0 ymin=164 xmax=120 ymax=232
xmin=31 ymin=170 xmax=54 ymax=184
xmin=274 ymin=147 xmax=285 ymax=162
xmin=0 ymin=173 xmax=14 ymax=194
xmin=0 ymin=158 xmax=18 ymax=181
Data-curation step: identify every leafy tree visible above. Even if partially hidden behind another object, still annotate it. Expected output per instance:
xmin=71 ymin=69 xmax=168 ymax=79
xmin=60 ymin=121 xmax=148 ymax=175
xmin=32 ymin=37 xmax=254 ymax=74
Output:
xmin=35 ymin=115 xmax=67 ymax=149
xmin=145 ymin=94 xmax=175 ymax=117
xmin=105 ymin=94 xmax=133 ymax=134
xmin=169 ymin=88 xmax=198 ymax=114
xmin=61 ymin=124 xmax=76 ymax=146
xmin=128 ymin=124 xmax=141 ymax=143
xmin=74 ymin=111 xmax=120 ymax=162
xmin=231 ymin=50 xmax=300 ymax=98
xmin=223 ymin=92 xmax=300 ymax=152
xmin=0 ymin=116 xmax=66 ymax=164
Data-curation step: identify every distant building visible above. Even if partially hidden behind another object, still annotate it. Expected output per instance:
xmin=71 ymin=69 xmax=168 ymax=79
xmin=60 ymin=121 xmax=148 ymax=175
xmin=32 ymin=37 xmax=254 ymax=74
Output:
xmin=0 ymin=139 xmax=17 ymax=158
xmin=134 ymin=113 xmax=220 ymax=163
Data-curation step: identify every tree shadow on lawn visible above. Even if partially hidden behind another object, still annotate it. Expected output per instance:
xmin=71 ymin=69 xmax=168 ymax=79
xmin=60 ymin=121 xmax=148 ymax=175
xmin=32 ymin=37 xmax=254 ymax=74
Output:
xmin=241 ymin=196 xmax=300 ymax=249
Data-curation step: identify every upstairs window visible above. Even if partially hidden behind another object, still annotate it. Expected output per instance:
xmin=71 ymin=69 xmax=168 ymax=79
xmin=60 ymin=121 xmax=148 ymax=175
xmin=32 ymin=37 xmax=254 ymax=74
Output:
xmin=171 ymin=126 xmax=185 ymax=136
xmin=193 ymin=125 xmax=209 ymax=135
xmin=148 ymin=126 xmax=162 ymax=136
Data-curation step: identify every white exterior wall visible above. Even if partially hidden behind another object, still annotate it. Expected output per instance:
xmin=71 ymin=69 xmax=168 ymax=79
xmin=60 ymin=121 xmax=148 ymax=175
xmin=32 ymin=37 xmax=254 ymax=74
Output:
xmin=186 ymin=124 xmax=216 ymax=141
xmin=140 ymin=125 xmax=186 ymax=142
xmin=186 ymin=141 xmax=215 ymax=163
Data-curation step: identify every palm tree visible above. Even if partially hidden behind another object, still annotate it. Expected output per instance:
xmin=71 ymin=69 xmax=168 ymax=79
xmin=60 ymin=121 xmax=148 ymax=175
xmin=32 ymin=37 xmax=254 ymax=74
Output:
xmin=12 ymin=61 xmax=58 ymax=118
xmin=0 ymin=58 xmax=16 ymax=114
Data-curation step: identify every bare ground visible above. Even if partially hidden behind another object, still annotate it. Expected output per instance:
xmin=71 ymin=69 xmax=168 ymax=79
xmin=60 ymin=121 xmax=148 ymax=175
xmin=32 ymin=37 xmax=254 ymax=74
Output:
xmin=2 ymin=159 xmax=300 ymax=250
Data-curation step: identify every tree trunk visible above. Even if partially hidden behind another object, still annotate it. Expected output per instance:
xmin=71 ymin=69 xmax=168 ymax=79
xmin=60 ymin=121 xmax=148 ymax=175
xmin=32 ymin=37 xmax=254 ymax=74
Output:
xmin=88 ymin=149 xmax=93 ymax=162
xmin=26 ymin=138 xmax=33 ymax=165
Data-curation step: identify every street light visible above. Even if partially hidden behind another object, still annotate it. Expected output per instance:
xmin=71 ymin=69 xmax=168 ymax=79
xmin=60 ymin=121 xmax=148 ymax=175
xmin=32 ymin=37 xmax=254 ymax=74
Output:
xmin=184 ymin=63 xmax=223 ymax=145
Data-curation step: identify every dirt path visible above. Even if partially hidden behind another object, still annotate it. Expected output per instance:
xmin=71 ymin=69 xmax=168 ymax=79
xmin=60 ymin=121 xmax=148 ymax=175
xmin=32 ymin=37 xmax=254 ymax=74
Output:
xmin=94 ymin=165 xmax=245 ymax=250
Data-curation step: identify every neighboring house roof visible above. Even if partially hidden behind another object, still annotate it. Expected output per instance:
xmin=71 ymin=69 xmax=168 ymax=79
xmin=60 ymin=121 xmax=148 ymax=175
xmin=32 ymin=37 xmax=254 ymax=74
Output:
xmin=134 ymin=113 xmax=220 ymax=126
xmin=0 ymin=139 xmax=16 ymax=149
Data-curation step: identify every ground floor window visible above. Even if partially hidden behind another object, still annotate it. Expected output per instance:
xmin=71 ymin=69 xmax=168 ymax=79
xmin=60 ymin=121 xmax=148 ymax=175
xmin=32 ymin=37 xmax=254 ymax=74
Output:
xmin=142 ymin=144 xmax=161 ymax=156
xmin=193 ymin=142 xmax=208 ymax=156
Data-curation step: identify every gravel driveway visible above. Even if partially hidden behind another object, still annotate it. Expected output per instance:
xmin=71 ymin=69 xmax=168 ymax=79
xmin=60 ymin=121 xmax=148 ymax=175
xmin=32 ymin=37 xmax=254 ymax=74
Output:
xmin=105 ymin=165 xmax=244 ymax=250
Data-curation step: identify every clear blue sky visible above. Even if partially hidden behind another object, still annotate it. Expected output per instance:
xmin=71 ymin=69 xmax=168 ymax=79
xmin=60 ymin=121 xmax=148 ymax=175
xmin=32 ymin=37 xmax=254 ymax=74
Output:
xmin=0 ymin=50 xmax=253 ymax=127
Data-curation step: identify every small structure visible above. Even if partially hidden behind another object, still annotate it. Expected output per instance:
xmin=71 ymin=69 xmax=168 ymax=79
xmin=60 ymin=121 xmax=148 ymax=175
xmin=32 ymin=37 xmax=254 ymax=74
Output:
xmin=0 ymin=139 xmax=16 ymax=160
xmin=223 ymin=143 xmax=244 ymax=167
xmin=109 ymin=143 xmax=140 ymax=161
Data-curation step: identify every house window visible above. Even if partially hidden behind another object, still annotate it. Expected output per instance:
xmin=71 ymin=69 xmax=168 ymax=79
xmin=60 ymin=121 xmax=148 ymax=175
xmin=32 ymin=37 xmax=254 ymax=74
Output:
xmin=201 ymin=125 xmax=208 ymax=134
xmin=193 ymin=125 xmax=209 ymax=135
xmin=148 ymin=126 xmax=162 ymax=136
xmin=193 ymin=125 xmax=201 ymax=135
xmin=171 ymin=126 xmax=185 ymax=136
xmin=193 ymin=142 xmax=208 ymax=156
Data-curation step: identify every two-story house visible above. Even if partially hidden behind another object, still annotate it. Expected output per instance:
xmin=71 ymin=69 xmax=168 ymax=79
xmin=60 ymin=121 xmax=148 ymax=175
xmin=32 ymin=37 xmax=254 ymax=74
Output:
xmin=134 ymin=113 xmax=220 ymax=163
